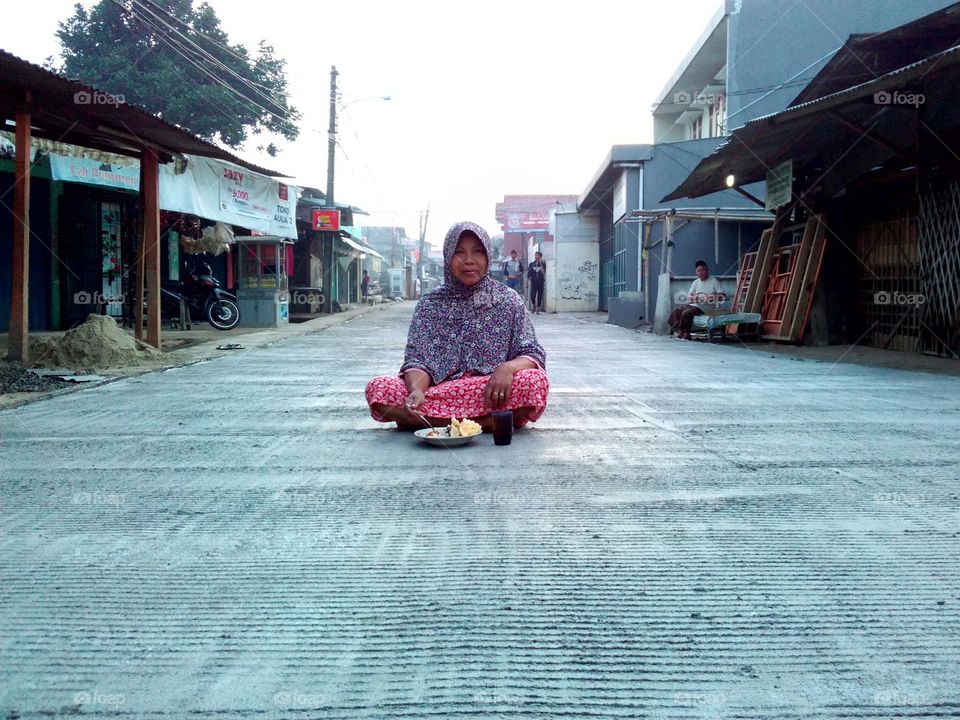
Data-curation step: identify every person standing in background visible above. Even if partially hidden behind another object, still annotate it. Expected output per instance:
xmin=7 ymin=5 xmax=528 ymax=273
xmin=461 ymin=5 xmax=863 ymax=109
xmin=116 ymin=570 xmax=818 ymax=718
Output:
xmin=527 ymin=251 xmax=546 ymax=314
xmin=503 ymin=250 xmax=524 ymax=294
xmin=361 ymin=269 xmax=370 ymax=300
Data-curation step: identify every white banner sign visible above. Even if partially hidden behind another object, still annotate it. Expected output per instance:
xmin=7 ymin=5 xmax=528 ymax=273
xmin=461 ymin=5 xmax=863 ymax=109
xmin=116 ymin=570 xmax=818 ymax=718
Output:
xmin=160 ymin=155 xmax=300 ymax=239
xmin=43 ymin=151 xmax=299 ymax=239
xmin=218 ymin=163 xmax=274 ymax=220
xmin=48 ymin=154 xmax=140 ymax=191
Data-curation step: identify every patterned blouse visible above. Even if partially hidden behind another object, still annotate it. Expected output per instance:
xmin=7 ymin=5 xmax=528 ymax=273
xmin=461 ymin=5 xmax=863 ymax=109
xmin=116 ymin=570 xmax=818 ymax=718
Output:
xmin=400 ymin=221 xmax=546 ymax=384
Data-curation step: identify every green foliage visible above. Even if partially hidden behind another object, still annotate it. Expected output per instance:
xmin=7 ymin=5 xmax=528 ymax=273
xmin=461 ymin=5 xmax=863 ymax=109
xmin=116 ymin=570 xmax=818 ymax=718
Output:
xmin=53 ymin=0 xmax=300 ymax=153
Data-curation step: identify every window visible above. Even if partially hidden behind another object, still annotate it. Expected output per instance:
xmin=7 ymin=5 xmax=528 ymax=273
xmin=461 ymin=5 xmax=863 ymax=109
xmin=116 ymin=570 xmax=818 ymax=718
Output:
xmin=691 ymin=115 xmax=703 ymax=140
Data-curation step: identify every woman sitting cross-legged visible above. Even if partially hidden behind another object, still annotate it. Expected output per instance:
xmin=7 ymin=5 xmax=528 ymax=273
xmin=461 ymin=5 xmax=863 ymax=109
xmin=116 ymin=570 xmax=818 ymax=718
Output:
xmin=365 ymin=221 xmax=549 ymax=431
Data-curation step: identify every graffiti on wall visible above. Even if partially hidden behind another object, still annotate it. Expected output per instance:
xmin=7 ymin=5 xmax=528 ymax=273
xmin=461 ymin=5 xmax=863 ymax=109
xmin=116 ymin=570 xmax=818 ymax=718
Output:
xmin=559 ymin=258 xmax=599 ymax=301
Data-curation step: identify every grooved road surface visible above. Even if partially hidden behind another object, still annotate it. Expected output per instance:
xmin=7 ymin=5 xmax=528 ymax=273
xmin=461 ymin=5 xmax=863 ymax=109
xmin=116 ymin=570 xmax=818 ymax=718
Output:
xmin=2 ymin=305 xmax=959 ymax=719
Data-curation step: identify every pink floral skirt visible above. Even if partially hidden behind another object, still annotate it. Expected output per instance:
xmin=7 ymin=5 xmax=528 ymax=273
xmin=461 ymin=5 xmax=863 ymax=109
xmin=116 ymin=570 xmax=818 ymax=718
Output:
xmin=365 ymin=369 xmax=549 ymax=426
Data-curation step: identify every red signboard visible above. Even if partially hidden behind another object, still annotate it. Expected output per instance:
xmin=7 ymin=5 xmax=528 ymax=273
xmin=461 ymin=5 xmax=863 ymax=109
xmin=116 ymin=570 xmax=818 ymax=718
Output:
xmin=312 ymin=209 xmax=341 ymax=232
xmin=502 ymin=212 xmax=549 ymax=232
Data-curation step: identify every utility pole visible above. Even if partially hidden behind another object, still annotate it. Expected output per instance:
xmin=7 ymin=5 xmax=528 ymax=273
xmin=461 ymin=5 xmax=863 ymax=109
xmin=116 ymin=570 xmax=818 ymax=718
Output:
xmin=418 ymin=205 xmax=430 ymax=283
xmin=322 ymin=65 xmax=338 ymax=314
xmin=326 ymin=65 xmax=338 ymax=206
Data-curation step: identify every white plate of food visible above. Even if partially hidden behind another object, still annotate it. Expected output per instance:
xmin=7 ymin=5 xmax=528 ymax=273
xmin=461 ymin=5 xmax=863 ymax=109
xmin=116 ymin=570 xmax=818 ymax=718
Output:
xmin=415 ymin=418 xmax=483 ymax=447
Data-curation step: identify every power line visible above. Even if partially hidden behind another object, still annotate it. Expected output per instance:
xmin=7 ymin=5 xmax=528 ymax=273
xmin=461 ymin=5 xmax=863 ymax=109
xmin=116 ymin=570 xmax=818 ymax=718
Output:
xmin=108 ymin=0 xmax=297 ymax=133
xmin=129 ymin=0 xmax=287 ymax=108
xmin=128 ymin=0 xmax=334 ymax=102
xmin=123 ymin=0 xmax=290 ymax=123
xmin=108 ymin=1 xmax=308 ymax=161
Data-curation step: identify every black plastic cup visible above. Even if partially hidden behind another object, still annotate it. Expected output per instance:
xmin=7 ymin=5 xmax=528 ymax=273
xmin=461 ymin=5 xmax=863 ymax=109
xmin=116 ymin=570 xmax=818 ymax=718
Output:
xmin=492 ymin=410 xmax=513 ymax=446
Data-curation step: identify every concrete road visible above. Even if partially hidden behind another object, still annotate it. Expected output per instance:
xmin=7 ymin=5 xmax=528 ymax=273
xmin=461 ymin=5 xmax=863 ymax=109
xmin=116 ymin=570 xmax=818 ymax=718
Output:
xmin=1 ymin=304 xmax=959 ymax=719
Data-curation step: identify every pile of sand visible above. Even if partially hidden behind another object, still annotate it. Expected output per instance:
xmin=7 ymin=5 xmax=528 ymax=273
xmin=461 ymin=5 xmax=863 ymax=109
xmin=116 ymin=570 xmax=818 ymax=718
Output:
xmin=30 ymin=314 xmax=163 ymax=372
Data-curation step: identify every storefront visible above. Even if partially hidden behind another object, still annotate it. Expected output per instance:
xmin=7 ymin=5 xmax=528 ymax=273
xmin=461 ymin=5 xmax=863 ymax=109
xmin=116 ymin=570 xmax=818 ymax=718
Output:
xmin=2 ymin=141 xmax=300 ymax=331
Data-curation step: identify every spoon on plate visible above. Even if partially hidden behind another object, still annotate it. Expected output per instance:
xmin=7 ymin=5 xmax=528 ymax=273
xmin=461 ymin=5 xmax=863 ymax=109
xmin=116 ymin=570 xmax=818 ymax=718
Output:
xmin=405 ymin=399 xmax=436 ymax=432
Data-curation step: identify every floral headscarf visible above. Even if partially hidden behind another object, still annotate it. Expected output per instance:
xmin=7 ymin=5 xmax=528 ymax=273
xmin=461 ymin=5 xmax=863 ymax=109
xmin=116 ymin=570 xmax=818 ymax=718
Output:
xmin=400 ymin=221 xmax=546 ymax=383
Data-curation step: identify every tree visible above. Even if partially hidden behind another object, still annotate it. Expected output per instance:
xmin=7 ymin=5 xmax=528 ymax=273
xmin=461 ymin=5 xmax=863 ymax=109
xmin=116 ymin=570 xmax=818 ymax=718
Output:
xmin=52 ymin=0 xmax=300 ymax=155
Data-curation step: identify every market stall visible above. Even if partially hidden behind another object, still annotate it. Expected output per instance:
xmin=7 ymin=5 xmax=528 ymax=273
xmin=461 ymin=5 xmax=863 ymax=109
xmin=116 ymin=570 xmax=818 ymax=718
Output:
xmin=235 ymin=235 xmax=292 ymax=327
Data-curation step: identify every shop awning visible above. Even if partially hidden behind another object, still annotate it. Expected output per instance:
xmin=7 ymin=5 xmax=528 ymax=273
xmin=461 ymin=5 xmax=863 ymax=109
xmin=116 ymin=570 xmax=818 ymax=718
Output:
xmin=0 ymin=49 xmax=286 ymax=175
xmin=338 ymin=234 xmax=383 ymax=258
xmin=2 ymin=131 xmax=301 ymax=238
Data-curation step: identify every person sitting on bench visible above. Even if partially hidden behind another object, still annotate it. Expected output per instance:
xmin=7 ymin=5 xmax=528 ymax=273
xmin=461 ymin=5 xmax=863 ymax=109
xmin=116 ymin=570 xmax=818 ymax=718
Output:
xmin=668 ymin=260 xmax=724 ymax=340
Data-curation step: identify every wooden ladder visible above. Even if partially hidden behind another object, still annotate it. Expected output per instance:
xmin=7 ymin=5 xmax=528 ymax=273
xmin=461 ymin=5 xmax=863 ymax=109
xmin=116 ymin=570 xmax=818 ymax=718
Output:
xmin=762 ymin=214 xmax=828 ymax=342
xmin=733 ymin=251 xmax=758 ymax=313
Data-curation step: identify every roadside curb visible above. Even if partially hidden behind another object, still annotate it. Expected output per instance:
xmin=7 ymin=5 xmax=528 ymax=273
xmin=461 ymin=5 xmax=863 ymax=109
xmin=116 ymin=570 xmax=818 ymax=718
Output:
xmin=0 ymin=302 xmax=399 ymax=412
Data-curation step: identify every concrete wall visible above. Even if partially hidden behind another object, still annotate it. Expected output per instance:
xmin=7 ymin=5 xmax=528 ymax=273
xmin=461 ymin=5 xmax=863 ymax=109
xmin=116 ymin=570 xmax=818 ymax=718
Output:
xmin=725 ymin=0 xmax=954 ymax=130
xmin=552 ymin=212 xmax=598 ymax=250
xmin=549 ymin=242 xmax=600 ymax=313
xmin=548 ymin=212 xmax=600 ymax=313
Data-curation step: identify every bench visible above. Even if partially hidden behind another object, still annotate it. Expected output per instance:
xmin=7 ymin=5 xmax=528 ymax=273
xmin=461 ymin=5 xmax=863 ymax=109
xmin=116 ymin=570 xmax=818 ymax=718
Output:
xmin=692 ymin=310 xmax=762 ymax=342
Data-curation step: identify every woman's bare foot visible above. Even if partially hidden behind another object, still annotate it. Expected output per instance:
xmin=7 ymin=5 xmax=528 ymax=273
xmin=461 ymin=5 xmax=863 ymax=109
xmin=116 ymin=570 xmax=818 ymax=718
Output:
xmin=371 ymin=403 xmax=447 ymax=430
xmin=472 ymin=414 xmax=495 ymax=433
xmin=512 ymin=407 xmax=534 ymax=427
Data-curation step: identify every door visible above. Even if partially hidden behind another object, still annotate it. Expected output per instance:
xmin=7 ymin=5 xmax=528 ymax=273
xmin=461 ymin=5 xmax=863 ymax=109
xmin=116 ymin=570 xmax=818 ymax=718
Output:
xmin=100 ymin=200 xmax=123 ymax=319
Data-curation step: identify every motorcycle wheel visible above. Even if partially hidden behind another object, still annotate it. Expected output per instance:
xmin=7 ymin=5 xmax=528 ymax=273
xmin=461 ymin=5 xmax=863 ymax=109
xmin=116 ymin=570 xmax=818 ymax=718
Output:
xmin=206 ymin=298 xmax=240 ymax=330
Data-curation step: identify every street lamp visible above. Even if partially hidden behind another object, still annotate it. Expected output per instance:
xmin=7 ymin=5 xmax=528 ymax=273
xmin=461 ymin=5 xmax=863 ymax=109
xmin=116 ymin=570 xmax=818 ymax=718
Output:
xmin=323 ymin=67 xmax=390 ymax=312
xmin=325 ymin=65 xmax=390 ymax=207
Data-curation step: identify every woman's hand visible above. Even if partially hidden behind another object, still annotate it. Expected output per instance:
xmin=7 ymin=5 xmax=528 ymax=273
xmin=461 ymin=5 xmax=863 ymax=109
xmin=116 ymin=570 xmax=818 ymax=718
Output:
xmin=404 ymin=388 xmax=426 ymax=411
xmin=483 ymin=363 xmax=517 ymax=410
xmin=403 ymin=369 xmax=430 ymax=412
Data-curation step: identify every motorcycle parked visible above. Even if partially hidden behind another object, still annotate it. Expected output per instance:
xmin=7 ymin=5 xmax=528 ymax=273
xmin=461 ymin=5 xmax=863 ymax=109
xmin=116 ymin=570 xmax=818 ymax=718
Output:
xmin=160 ymin=263 xmax=240 ymax=330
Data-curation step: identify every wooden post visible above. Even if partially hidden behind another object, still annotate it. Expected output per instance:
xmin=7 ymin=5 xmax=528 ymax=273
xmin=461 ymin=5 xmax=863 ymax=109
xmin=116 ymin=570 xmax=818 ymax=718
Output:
xmin=714 ymin=212 xmax=720 ymax=264
xmin=8 ymin=112 xmax=31 ymax=362
xmin=134 ymin=169 xmax=145 ymax=341
xmin=643 ymin=222 xmax=653 ymax=323
xmin=664 ymin=215 xmax=674 ymax=276
xmin=141 ymin=149 xmax=161 ymax=348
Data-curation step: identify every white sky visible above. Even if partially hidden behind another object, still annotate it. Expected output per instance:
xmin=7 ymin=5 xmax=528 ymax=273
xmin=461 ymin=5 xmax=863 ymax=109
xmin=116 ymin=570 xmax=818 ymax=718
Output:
xmin=3 ymin=0 xmax=721 ymax=246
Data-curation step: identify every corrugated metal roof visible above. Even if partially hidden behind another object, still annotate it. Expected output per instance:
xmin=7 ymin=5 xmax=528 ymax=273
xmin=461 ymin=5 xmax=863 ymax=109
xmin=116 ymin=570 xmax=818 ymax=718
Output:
xmin=790 ymin=2 xmax=960 ymax=106
xmin=0 ymin=49 xmax=286 ymax=177
xmin=663 ymin=44 xmax=960 ymax=201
